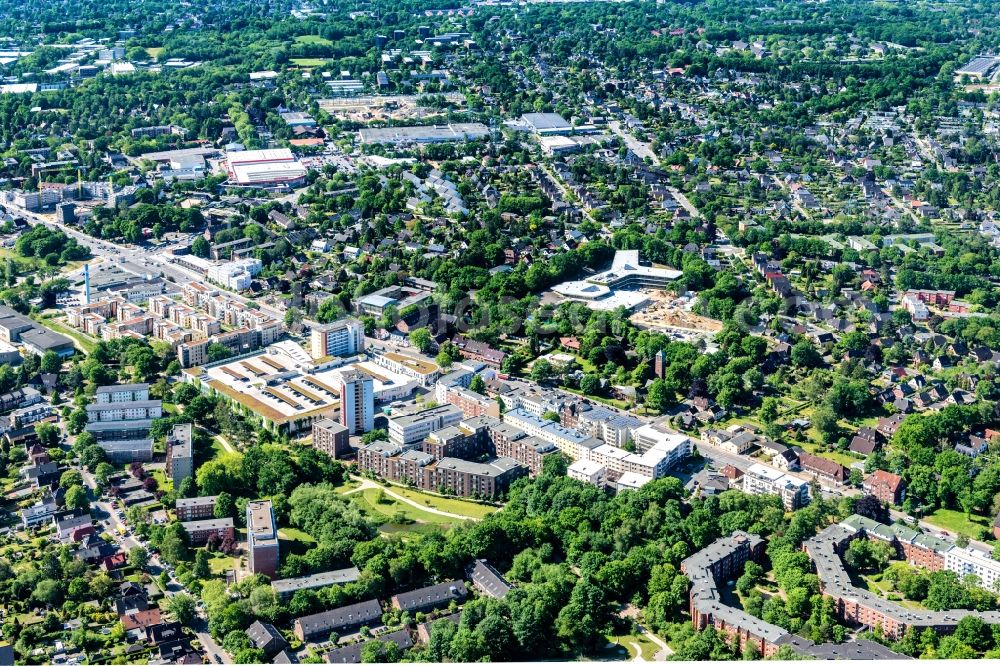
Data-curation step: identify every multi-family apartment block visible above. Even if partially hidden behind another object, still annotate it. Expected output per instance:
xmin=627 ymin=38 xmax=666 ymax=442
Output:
xmin=85 ymin=383 xmax=161 ymax=462
xmin=166 ymin=422 xmax=194 ymax=487
xmin=312 ymin=418 xmax=350 ymax=459
xmin=175 ymin=496 xmax=218 ymax=522
xmin=309 ymin=318 xmax=364 ymax=360
xmin=356 ymin=440 xmax=526 ymax=498
xmin=247 ymin=500 xmax=280 ymax=577
xmin=388 ymin=405 xmax=463 ymax=447
xmin=742 ymin=463 xmax=810 ymax=510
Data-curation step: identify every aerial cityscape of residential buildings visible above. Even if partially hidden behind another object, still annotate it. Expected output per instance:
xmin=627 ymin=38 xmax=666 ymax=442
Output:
xmin=4 ymin=0 xmax=1000 ymax=663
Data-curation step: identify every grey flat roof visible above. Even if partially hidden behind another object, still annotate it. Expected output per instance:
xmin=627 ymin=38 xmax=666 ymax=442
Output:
xmin=314 ymin=418 xmax=348 ymax=433
xmin=85 ymin=419 xmax=155 ymax=431
xmin=96 ymin=383 xmax=150 ymax=393
xmin=522 ymin=112 xmax=571 ymax=130
xmin=271 ymin=567 xmax=361 ymax=595
xmin=359 ymin=123 xmax=488 ymax=144
xmin=20 ymin=328 xmax=73 ymax=350
xmin=87 ymin=400 xmax=162 ymax=412
xmin=434 ymin=456 xmax=523 ymax=477
xmin=181 ymin=517 xmax=233 ymax=531
xmin=392 ymin=405 xmax=462 ymax=427
xmin=391 ymin=579 xmax=467 ymax=611
xmin=176 ymin=495 xmax=218 ymax=508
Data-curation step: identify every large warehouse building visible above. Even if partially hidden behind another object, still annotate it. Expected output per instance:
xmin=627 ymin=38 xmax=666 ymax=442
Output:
xmin=225 ymin=149 xmax=307 ymax=187
xmin=182 ymin=340 xmax=417 ymax=434
xmin=358 ymin=123 xmax=489 ymax=145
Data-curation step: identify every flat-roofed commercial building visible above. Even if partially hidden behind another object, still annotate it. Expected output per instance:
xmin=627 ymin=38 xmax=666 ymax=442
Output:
xmin=520 ymin=112 xmax=574 ymax=136
xmin=183 ymin=341 xmax=415 ymax=435
xmin=372 ymin=350 xmax=440 ymax=387
xmin=226 ymin=149 xmax=307 ymax=187
xmin=550 ymin=250 xmax=682 ymax=312
xmin=358 ymin=123 xmax=489 ymax=145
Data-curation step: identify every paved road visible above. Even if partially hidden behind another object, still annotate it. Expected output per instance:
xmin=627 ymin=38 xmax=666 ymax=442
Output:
xmin=9 ymin=203 xmax=287 ymax=323
xmin=12 ymin=206 xmax=180 ymax=282
xmin=539 ymin=163 xmax=598 ymax=223
xmin=77 ymin=466 xmax=230 ymax=664
xmin=609 ymin=121 xmax=660 ymax=164
xmin=667 ymin=186 xmax=702 ymax=219
xmin=693 ymin=436 xmax=853 ymax=501
xmin=607 ymin=121 xmax=701 ymax=218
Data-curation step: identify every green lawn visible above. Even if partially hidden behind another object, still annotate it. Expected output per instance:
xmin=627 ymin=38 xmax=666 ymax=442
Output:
xmin=350 ymin=488 xmax=457 ymax=527
xmin=208 ymin=553 xmax=236 ymax=576
xmin=387 ymin=486 xmax=497 ymax=519
xmin=150 ymin=468 xmax=172 ymax=493
xmin=208 ymin=436 xmax=231 ymax=459
xmin=573 ymin=355 xmax=597 ymax=373
xmin=612 ymin=633 xmax=661 ymax=660
xmin=294 ymin=35 xmax=333 ymax=45
xmin=290 ymin=58 xmax=330 ymax=67
xmin=923 ymin=508 xmax=991 ymax=540
xmin=860 ymin=574 xmax=926 ymax=610
xmin=145 ymin=47 xmax=163 ymax=60
xmin=594 ymin=640 xmax=630 ymax=661
xmin=335 ymin=480 xmax=361 ymax=495
xmin=789 ymin=434 xmax=859 ymax=468
xmin=379 ymin=522 xmax=448 ymax=538
xmin=279 ymin=527 xmax=316 ymax=544
xmin=598 ymin=632 xmax=661 ymax=661
xmin=560 ymin=386 xmax=636 ymax=412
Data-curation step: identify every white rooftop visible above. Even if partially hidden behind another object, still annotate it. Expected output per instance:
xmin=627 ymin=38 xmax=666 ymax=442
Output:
xmin=568 ymin=459 xmax=606 ymax=476
xmin=617 ymin=471 xmax=652 ymax=490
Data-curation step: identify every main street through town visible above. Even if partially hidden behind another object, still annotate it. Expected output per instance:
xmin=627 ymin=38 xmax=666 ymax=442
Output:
xmin=9 ymin=204 xmax=287 ymax=323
